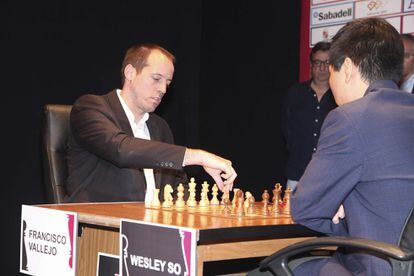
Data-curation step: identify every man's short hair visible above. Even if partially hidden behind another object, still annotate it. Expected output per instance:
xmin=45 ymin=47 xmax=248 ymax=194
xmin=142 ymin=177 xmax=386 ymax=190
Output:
xmin=121 ymin=44 xmax=175 ymax=84
xmin=329 ymin=17 xmax=404 ymax=83
xmin=310 ymin=41 xmax=331 ymax=61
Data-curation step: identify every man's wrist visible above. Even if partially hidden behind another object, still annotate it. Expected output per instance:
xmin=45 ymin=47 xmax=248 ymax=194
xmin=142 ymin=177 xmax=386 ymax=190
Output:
xmin=183 ymin=148 xmax=196 ymax=166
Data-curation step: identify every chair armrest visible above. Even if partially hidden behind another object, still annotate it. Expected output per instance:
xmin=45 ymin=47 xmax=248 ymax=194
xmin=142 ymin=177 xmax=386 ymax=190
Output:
xmin=260 ymin=236 xmax=414 ymax=275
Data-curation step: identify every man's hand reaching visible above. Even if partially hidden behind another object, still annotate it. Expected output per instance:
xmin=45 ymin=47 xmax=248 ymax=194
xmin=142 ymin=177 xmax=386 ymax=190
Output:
xmin=183 ymin=149 xmax=237 ymax=192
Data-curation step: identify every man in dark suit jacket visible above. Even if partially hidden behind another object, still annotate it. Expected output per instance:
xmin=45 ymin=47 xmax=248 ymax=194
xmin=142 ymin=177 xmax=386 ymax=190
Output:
xmin=291 ymin=18 xmax=414 ymax=275
xmin=66 ymin=44 xmax=236 ymax=203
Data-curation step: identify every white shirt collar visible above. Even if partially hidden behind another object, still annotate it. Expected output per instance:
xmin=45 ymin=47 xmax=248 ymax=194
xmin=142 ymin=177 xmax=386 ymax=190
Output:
xmin=401 ymin=73 xmax=414 ymax=93
xmin=116 ymin=89 xmax=155 ymax=205
xmin=116 ymin=89 xmax=149 ymax=126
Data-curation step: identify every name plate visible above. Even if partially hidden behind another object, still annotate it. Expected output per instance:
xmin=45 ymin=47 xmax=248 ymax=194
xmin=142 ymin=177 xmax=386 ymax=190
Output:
xmin=20 ymin=205 xmax=78 ymax=276
xmin=97 ymin=252 xmax=120 ymax=276
xmin=120 ymin=219 xmax=196 ymax=276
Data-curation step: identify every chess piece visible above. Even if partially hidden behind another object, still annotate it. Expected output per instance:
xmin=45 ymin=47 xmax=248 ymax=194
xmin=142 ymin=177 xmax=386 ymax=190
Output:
xmin=283 ymin=188 xmax=292 ymax=215
xmin=210 ymin=184 xmax=220 ymax=205
xmin=222 ymin=197 xmax=231 ymax=213
xmin=162 ymin=184 xmax=174 ymax=208
xmin=221 ymin=189 xmax=230 ymax=205
xmin=199 ymin=181 xmax=210 ymax=207
xmin=272 ymin=184 xmax=282 ymax=215
xmin=248 ymin=195 xmax=256 ymax=214
xmin=262 ymin=190 xmax=270 ymax=204
xmin=272 ymin=183 xmax=282 ymax=203
xmin=232 ymin=188 xmax=240 ymax=207
xmin=175 ymin=183 xmax=186 ymax=208
xmin=236 ymin=189 xmax=244 ymax=217
xmin=262 ymin=190 xmax=270 ymax=215
xmin=186 ymin=178 xmax=197 ymax=207
xmin=150 ymin=188 xmax=161 ymax=208
xmin=244 ymin=191 xmax=252 ymax=209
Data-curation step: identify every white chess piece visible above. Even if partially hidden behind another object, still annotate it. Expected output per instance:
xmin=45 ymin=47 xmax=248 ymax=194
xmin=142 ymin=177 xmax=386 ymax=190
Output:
xmin=210 ymin=184 xmax=220 ymax=205
xmin=151 ymin=188 xmax=161 ymax=208
xmin=199 ymin=181 xmax=210 ymax=207
xmin=232 ymin=188 xmax=240 ymax=207
xmin=186 ymin=178 xmax=197 ymax=207
xmin=162 ymin=184 xmax=173 ymax=208
xmin=244 ymin=191 xmax=252 ymax=208
xmin=175 ymin=183 xmax=186 ymax=208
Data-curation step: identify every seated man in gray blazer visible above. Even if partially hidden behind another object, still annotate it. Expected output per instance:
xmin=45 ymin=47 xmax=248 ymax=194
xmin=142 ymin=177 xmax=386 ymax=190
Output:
xmin=291 ymin=18 xmax=414 ymax=275
xmin=66 ymin=44 xmax=236 ymax=203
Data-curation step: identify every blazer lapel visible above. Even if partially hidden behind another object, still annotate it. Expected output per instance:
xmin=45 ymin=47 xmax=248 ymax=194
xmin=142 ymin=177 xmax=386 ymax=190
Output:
xmin=104 ymin=90 xmax=148 ymax=191
xmin=104 ymin=90 xmax=134 ymax=136
xmin=147 ymin=115 xmax=163 ymax=188
xmin=146 ymin=115 xmax=161 ymax=141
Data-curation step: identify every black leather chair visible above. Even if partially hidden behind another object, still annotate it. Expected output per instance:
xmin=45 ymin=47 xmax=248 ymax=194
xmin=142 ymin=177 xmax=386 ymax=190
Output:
xmin=42 ymin=104 xmax=72 ymax=203
xmin=248 ymin=205 xmax=414 ymax=276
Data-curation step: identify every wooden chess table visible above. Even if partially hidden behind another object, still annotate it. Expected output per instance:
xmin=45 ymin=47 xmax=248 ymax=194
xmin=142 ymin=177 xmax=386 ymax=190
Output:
xmin=40 ymin=202 xmax=320 ymax=275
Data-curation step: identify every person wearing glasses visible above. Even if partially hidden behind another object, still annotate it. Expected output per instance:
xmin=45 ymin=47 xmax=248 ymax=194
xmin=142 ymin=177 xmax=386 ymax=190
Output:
xmin=400 ymin=34 xmax=414 ymax=93
xmin=282 ymin=41 xmax=337 ymax=192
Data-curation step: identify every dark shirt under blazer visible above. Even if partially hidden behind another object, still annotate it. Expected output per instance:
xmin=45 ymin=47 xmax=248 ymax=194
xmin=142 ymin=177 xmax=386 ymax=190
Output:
xmin=292 ymin=80 xmax=414 ymax=275
xmin=66 ymin=90 xmax=187 ymax=202
xmin=282 ymin=80 xmax=337 ymax=181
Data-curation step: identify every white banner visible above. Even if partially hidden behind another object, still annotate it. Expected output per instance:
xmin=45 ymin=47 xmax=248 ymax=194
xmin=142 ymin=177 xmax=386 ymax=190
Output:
xmin=20 ymin=205 xmax=78 ymax=276
xmin=404 ymin=0 xmax=414 ymax=12
xmin=311 ymin=24 xmax=345 ymax=46
xmin=310 ymin=0 xmax=414 ymax=46
xmin=312 ymin=0 xmax=350 ymax=5
xmin=385 ymin=16 xmax=402 ymax=32
xmin=355 ymin=0 xmax=402 ymax=18
xmin=403 ymin=14 xmax=414 ymax=33
xmin=311 ymin=2 xmax=354 ymax=26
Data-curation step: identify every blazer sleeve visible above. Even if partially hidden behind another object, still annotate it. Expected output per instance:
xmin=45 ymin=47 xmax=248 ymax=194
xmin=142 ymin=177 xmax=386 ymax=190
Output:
xmin=70 ymin=94 xmax=186 ymax=170
xmin=291 ymin=108 xmax=364 ymax=236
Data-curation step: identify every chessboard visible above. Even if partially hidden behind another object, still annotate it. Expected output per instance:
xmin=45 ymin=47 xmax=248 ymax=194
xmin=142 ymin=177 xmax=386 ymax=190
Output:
xmin=146 ymin=178 xmax=293 ymax=220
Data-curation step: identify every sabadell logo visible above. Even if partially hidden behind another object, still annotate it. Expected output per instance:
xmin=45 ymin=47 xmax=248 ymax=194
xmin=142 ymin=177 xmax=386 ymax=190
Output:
xmin=314 ymin=8 xmax=352 ymax=21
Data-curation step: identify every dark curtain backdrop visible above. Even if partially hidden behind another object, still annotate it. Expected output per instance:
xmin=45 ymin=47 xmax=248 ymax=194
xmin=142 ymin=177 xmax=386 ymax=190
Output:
xmin=200 ymin=1 xmax=301 ymax=194
xmin=3 ymin=1 xmax=300 ymax=274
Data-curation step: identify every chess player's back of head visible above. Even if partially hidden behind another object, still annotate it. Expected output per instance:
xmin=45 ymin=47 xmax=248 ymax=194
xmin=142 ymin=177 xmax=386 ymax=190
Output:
xmin=329 ymin=17 xmax=404 ymax=84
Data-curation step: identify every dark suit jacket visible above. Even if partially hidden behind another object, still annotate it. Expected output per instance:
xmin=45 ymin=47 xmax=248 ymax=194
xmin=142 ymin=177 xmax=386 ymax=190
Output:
xmin=282 ymin=80 xmax=337 ymax=180
xmin=66 ymin=90 xmax=187 ymax=202
xmin=292 ymin=80 xmax=414 ymax=275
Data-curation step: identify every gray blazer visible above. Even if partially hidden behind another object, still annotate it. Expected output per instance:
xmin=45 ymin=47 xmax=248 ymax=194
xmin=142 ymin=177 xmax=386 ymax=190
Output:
xmin=66 ymin=90 xmax=186 ymax=202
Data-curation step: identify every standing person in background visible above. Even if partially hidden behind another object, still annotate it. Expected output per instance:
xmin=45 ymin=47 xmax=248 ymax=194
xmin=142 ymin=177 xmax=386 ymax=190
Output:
xmin=282 ymin=41 xmax=337 ymax=191
xmin=400 ymin=33 xmax=414 ymax=93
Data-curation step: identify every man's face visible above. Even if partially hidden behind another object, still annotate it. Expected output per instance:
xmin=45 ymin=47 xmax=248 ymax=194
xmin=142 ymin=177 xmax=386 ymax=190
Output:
xmin=311 ymin=50 xmax=330 ymax=83
xmin=129 ymin=50 xmax=174 ymax=114
xmin=402 ymin=39 xmax=414 ymax=81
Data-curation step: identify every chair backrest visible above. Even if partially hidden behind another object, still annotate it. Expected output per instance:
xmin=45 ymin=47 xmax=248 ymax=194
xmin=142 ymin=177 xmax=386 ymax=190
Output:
xmin=399 ymin=204 xmax=414 ymax=251
xmin=42 ymin=104 xmax=72 ymax=203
